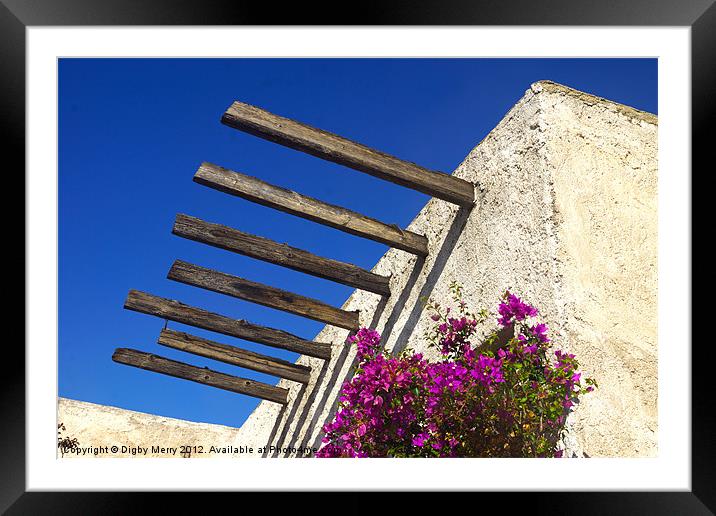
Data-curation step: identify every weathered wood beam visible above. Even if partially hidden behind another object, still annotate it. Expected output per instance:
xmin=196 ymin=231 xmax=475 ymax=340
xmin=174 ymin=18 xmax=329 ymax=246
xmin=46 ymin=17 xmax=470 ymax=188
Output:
xmin=112 ymin=348 xmax=289 ymax=404
xmin=167 ymin=260 xmax=360 ymax=330
xmin=158 ymin=329 xmax=311 ymax=384
xmin=124 ymin=290 xmax=332 ymax=360
xmin=221 ymin=101 xmax=475 ymax=206
xmin=172 ymin=214 xmax=391 ymax=297
xmin=194 ymin=162 xmax=429 ymax=256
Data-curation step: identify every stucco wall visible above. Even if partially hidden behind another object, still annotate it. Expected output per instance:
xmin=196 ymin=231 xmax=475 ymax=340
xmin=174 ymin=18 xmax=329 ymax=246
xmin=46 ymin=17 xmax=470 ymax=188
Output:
xmin=58 ymin=397 xmax=249 ymax=458
xmin=59 ymin=81 xmax=657 ymax=458
xmin=542 ymin=82 xmax=658 ymax=455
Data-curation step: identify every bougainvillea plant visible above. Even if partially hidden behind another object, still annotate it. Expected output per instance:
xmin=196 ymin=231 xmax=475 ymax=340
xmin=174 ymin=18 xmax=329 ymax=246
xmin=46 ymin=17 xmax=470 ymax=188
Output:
xmin=316 ymin=283 xmax=596 ymax=458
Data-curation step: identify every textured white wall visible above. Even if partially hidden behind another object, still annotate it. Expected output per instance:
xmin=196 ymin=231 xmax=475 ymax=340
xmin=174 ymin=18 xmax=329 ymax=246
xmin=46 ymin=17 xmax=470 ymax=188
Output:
xmin=57 ymin=397 xmax=250 ymax=458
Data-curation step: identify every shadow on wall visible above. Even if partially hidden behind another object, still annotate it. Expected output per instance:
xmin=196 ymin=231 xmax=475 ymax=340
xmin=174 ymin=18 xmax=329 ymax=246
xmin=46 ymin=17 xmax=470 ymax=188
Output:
xmin=263 ymin=202 xmax=475 ymax=456
xmin=387 ymin=203 xmax=474 ymax=356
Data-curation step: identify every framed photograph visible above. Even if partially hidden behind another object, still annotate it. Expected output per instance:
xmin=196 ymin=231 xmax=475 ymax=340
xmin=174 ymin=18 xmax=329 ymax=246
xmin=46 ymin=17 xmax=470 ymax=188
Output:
xmin=9 ymin=0 xmax=708 ymax=512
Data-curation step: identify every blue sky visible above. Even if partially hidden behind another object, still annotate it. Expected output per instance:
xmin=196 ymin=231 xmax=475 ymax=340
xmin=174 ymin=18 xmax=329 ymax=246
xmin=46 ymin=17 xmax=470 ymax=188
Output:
xmin=59 ymin=58 xmax=657 ymax=428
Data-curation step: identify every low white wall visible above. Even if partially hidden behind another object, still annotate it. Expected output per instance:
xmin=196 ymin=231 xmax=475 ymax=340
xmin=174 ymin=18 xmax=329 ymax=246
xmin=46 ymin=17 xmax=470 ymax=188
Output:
xmin=57 ymin=397 xmax=256 ymax=458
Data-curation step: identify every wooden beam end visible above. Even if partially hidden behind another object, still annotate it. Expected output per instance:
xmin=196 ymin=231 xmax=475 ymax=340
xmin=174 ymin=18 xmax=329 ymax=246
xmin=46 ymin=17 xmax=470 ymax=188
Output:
xmin=123 ymin=290 xmax=141 ymax=310
xmin=111 ymin=348 xmax=126 ymax=362
xmin=166 ymin=259 xmax=182 ymax=280
xmin=193 ymin=162 xmax=217 ymax=182
xmin=220 ymin=106 xmax=239 ymax=127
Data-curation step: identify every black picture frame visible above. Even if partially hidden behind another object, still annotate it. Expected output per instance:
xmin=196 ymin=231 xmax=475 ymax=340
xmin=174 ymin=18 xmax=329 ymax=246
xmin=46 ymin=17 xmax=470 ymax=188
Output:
xmin=5 ymin=1 xmax=709 ymax=513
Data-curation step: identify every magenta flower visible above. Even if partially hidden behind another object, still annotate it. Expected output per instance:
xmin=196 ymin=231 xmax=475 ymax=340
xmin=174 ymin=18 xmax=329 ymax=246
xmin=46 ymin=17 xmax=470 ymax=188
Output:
xmin=497 ymin=292 xmax=538 ymax=326
xmin=412 ymin=433 xmax=429 ymax=447
xmin=530 ymin=323 xmax=550 ymax=343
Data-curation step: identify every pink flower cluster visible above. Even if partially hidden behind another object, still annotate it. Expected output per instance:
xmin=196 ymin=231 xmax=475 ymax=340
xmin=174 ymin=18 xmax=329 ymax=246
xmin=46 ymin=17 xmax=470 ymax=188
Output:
xmin=316 ymin=291 xmax=596 ymax=458
xmin=316 ymin=328 xmax=507 ymax=457
xmin=497 ymin=292 xmax=539 ymax=326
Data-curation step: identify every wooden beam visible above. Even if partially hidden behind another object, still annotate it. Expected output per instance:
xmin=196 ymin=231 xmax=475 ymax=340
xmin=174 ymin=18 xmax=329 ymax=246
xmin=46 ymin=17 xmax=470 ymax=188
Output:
xmin=221 ymin=101 xmax=475 ymax=206
xmin=172 ymin=214 xmax=391 ymax=297
xmin=112 ymin=348 xmax=289 ymax=404
xmin=194 ymin=162 xmax=429 ymax=256
xmin=124 ymin=290 xmax=332 ymax=360
xmin=158 ymin=329 xmax=311 ymax=384
xmin=168 ymin=260 xmax=360 ymax=330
